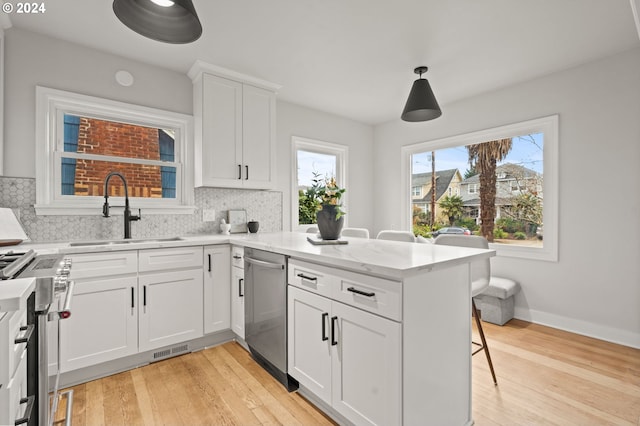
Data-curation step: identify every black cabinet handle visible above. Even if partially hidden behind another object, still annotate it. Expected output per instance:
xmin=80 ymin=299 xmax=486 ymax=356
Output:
xmin=14 ymin=324 xmax=34 ymax=344
xmin=239 ymin=278 xmax=244 ymax=297
xmin=232 ymin=255 xmax=242 ymax=260
xmin=347 ymin=287 xmax=375 ymax=297
xmin=208 ymin=254 xmax=212 ymax=272
xmin=331 ymin=316 xmax=338 ymax=346
xmin=321 ymin=313 xmax=328 ymax=341
xmin=297 ymin=273 xmax=317 ymax=282
xmin=245 ymin=165 xmax=249 ymax=180
xmin=143 ymin=285 xmax=147 ymax=307
xmin=238 ymin=164 xmax=242 ymax=179
xmin=131 ymin=287 xmax=135 ymax=310
xmin=15 ymin=395 xmax=34 ymax=425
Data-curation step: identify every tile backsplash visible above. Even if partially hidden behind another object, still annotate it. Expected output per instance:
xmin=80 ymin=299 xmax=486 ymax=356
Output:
xmin=0 ymin=176 xmax=282 ymax=242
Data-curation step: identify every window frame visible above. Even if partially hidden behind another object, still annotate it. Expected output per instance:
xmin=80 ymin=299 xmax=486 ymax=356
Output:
xmin=35 ymin=86 xmax=195 ymax=215
xmin=401 ymin=115 xmax=558 ymax=261
xmin=291 ymin=136 xmax=348 ymax=231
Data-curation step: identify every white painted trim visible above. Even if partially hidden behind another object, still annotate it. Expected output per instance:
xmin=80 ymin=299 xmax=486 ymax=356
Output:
xmin=291 ymin=136 xmax=348 ymax=231
xmin=631 ymin=0 xmax=640 ymax=42
xmin=400 ymin=115 xmax=559 ymax=262
xmin=514 ymin=307 xmax=640 ymax=349
xmin=34 ymin=204 xmax=196 ymax=216
xmin=188 ymin=60 xmax=282 ymax=92
xmin=35 ymin=86 xmax=195 ymax=215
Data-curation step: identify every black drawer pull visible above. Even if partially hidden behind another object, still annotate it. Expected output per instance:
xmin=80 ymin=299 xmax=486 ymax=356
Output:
xmin=331 ymin=316 xmax=338 ymax=346
xmin=321 ymin=312 xmax=328 ymax=341
xmin=233 ymin=255 xmax=242 ymax=260
xmin=15 ymin=395 xmax=35 ymax=425
xmin=14 ymin=324 xmax=34 ymax=344
xmin=239 ymin=278 xmax=244 ymax=297
xmin=297 ymin=273 xmax=317 ymax=282
xmin=347 ymin=287 xmax=375 ymax=297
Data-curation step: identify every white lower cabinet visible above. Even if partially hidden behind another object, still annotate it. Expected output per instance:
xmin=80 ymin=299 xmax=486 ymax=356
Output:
xmin=60 ymin=251 xmax=138 ymax=373
xmin=204 ymin=245 xmax=231 ymax=334
xmin=138 ymin=268 xmax=203 ymax=352
xmin=60 ymin=275 xmax=138 ymax=372
xmin=288 ymin=285 xmax=401 ymax=426
xmin=60 ymin=247 xmax=204 ymax=373
xmin=230 ymin=246 xmax=245 ymax=339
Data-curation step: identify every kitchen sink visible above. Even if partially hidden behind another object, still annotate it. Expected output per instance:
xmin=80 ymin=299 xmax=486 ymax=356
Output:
xmin=69 ymin=237 xmax=183 ymax=247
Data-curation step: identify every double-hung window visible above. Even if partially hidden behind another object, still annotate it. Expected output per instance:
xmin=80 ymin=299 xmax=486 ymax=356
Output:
xmin=292 ymin=136 xmax=347 ymax=231
xmin=35 ymin=87 xmax=195 ymax=215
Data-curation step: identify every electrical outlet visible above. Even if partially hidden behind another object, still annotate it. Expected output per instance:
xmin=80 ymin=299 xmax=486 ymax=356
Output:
xmin=202 ymin=209 xmax=216 ymax=222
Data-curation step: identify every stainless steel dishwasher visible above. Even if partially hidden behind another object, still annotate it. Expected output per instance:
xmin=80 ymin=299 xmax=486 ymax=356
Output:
xmin=244 ymin=248 xmax=298 ymax=391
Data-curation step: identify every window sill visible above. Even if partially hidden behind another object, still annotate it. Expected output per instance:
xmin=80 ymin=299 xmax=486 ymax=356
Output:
xmin=491 ymin=242 xmax=557 ymax=262
xmin=34 ymin=204 xmax=197 ymax=216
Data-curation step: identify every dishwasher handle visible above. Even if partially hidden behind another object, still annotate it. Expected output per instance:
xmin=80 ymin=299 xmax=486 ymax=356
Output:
xmin=244 ymin=256 xmax=285 ymax=270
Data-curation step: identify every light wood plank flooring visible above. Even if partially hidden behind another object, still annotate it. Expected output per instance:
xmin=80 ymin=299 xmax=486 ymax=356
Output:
xmin=55 ymin=319 xmax=640 ymax=425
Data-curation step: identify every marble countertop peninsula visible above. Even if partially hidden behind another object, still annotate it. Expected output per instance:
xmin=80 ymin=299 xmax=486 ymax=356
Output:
xmin=1 ymin=232 xmax=494 ymax=280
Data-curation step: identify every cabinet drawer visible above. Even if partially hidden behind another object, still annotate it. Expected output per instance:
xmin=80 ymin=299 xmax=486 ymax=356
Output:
xmin=0 ymin=348 xmax=28 ymax=426
xmin=0 ymin=309 xmax=29 ymax=388
xmin=288 ymin=259 xmax=402 ymax=321
xmin=288 ymin=259 xmax=334 ymax=298
xmin=332 ymin=268 xmax=402 ymax=322
xmin=9 ymin=309 xmax=28 ymax=380
xmin=69 ymin=251 xmax=138 ymax=279
xmin=231 ymin=246 xmax=244 ymax=269
xmin=139 ymin=247 xmax=203 ymax=272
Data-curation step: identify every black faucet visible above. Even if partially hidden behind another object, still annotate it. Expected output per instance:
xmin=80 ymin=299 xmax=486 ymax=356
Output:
xmin=102 ymin=171 xmax=141 ymax=239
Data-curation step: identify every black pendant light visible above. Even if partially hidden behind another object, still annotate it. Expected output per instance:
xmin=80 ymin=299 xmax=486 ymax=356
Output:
xmin=401 ymin=66 xmax=442 ymax=122
xmin=113 ymin=0 xmax=202 ymax=44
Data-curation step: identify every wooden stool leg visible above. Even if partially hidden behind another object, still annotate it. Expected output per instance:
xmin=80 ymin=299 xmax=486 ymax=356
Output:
xmin=472 ymin=299 xmax=498 ymax=385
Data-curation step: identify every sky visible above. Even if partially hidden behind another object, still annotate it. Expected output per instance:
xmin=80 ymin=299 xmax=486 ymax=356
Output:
xmin=297 ymin=150 xmax=337 ymax=187
xmin=412 ymin=133 xmax=544 ymax=176
xmin=296 ymin=132 xmax=544 ymax=187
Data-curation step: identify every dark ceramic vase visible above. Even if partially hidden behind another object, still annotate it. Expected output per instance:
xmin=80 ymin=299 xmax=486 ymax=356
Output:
xmin=316 ymin=204 xmax=344 ymax=240
xmin=247 ymin=221 xmax=259 ymax=233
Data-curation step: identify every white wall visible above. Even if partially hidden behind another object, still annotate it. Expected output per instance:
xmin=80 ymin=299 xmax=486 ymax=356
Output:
xmin=3 ymin=28 xmax=193 ymax=178
xmin=374 ymin=47 xmax=640 ymax=348
xmin=2 ymin=28 xmax=376 ymax=234
xmin=276 ymin=101 xmax=374 ymax=232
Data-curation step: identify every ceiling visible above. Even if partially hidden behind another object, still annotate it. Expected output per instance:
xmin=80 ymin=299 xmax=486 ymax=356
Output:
xmin=5 ymin=0 xmax=640 ymax=125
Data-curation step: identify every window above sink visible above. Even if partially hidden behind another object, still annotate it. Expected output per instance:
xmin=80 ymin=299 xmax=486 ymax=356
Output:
xmin=35 ymin=86 xmax=196 ymax=216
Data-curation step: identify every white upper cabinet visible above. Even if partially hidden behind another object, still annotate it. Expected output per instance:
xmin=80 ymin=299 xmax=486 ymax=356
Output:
xmin=190 ymin=62 xmax=278 ymax=190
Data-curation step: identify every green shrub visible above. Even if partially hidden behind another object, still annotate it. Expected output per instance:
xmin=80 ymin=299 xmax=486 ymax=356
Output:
xmin=493 ymin=228 xmax=507 ymax=239
xmin=514 ymin=231 xmax=527 ymax=240
xmin=455 ymin=218 xmax=478 ymax=232
xmin=413 ymin=224 xmax=432 ymax=238
xmin=496 ymin=217 xmax=525 ymax=234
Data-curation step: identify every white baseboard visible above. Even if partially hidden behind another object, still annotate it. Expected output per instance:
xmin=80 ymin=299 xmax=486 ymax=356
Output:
xmin=514 ymin=307 xmax=640 ymax=349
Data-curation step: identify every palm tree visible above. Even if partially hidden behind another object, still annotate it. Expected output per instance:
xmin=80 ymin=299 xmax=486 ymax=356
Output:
xmin=439 ymin=195 xmax=464 ymax=226
xmin=467 ymin=138 xmax=512 ymax=241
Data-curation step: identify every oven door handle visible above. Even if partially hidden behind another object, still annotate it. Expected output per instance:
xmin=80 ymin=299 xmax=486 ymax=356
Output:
xmin=48 ymin=280 xmax=75 ymax=321
xmin=58 ymin=280 xmax=74 ymax=319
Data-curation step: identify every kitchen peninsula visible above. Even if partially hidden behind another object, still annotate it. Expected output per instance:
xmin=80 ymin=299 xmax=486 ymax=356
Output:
xmin=3 ymin=232 xmax=493 ymax=426
xmin=235 ymin=232 xmax=494 ymax=425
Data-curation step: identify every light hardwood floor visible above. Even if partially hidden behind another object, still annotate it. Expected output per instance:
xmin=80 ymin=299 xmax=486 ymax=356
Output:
xmin=55 ymin=319 xmax=640 ymax=425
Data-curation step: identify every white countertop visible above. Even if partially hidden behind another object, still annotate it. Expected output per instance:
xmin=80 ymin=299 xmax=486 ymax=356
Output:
xmin=2 ymin=232 xmax=495 ymax=280
xmin=232 ymin=232 xmax=494 ymax=279
xmin=0 ymin=277 xmax=35 ymax=313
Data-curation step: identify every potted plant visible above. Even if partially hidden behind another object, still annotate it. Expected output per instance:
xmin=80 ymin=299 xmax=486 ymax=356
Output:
xmin=305 ymin=175 xmax=346 ymax=240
